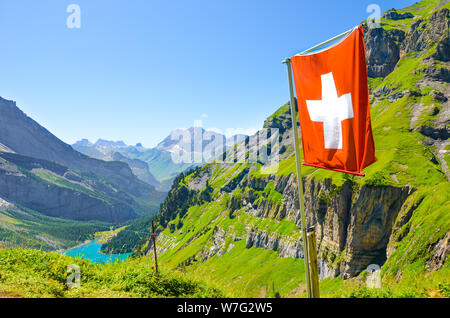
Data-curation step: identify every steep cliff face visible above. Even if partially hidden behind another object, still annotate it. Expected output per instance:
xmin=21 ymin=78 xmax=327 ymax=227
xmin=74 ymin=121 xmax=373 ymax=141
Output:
xmin=134 ymin=0 xmax=449 ymax=295
xmin=364 ymin=27 xmax=406 ymax=78
xmin=147 ymin=160 xmax=417 ymax=280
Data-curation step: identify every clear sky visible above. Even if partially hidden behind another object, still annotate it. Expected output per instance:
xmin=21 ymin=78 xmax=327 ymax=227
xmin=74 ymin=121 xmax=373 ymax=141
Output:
xmin=0 ymin=0 xmax=417 ymax=148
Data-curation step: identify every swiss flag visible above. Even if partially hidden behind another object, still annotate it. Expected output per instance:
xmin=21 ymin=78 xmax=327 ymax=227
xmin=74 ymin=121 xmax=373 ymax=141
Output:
xmin=291 ymin=25 xmax=376 ymax=176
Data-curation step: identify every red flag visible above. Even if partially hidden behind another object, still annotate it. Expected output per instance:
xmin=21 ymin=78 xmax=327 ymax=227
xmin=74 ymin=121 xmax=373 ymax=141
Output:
xmin=290 ymin=25 xmax=376 ymax=176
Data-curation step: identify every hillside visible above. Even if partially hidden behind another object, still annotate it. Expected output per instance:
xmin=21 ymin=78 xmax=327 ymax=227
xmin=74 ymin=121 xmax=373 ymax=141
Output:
xmin=131 ymin=0 xmax=449 ymax=297
xmin=0 ymin=247 xmax=222 ymax=298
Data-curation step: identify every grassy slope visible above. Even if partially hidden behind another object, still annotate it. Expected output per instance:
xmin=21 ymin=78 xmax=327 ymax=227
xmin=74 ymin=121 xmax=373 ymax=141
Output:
xmin=0 ymin=247 xmax=222 ymax=298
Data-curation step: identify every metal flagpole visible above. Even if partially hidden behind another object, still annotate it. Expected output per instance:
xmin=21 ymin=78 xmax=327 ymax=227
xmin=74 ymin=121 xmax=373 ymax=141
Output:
xmin=282 ymin=57 xmax=312 ymax=298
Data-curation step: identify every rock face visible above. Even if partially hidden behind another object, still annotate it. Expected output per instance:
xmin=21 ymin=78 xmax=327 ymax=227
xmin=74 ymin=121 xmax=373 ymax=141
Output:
xmin=73 ymin=138 xmax=161 ymax=189
xmin=425 ymin=232 xmax=449 ymax=271
xmin=365 ymin=4 xmax=449 ymax=179
xmin=364 ymin=7 xmax=449 ymax=79
xmin=335 ymin=185 xmax=413 ymax=278
xmin=401 ymin=8 xmax=449 ymax=60
xmin=382 ymin=10 xmax=414 ymax=21
xmin=245 ymin=228 xmax=304 ymax=259
xmin=364 ymin=27 xmax=406 ymax=78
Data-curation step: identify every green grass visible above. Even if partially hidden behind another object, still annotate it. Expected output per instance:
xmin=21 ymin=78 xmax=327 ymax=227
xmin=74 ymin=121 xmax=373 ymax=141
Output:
xmin=0 ymin=247 xmax=223 ymax=298
xmin=184 ymin=240 xmax=307 ymax=297
xmin=319 ymin=263 xmax=449 ymax=298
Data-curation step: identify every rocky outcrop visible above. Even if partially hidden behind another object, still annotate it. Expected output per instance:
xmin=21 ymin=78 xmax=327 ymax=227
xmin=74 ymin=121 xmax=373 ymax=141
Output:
xmin=364 ymin=7 xmax=449 ymax=79
xmin=221 ymin=167 xmax=249 ymax=193
xmin=245 ymin=228 xmax=304 ymax=259
xmin=238 ymin=173 xmax=413 ymax=279
xmin=425 ymin=232 xmax=449 ymax=271
xmin=382 ymin=10 xmax=414 ymax=21
xmin=364 ymin=27 xmax=405 ymax=77
xmin=401 ymin=8 xmax=449 ymax=60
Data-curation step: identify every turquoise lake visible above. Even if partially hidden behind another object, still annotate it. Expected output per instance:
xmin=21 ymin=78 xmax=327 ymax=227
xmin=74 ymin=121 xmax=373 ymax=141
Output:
xmin=63 ymin=239 xmax=131 ymax=264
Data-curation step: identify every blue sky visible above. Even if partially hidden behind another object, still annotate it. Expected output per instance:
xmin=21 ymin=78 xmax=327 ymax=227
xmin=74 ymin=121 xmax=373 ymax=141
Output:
xmin=0 ymin=0 xmax=417 ymax=147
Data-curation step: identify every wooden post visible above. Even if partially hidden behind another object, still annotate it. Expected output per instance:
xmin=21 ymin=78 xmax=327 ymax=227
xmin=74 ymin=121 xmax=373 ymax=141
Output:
xmin=151 ymin=220 xmax=159 ymax=274
xmin=307 ymin=227 xmax=320 ymax=298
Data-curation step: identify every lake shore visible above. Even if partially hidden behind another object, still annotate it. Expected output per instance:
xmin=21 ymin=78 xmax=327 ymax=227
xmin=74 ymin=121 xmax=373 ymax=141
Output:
xmin=64 ymin=239 xmax=94 ymax=252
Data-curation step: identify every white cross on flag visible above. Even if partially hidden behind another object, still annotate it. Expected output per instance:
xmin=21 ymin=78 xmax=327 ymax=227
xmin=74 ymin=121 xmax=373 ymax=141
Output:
xmin=291 ymin=25 xmax=376 ymax=176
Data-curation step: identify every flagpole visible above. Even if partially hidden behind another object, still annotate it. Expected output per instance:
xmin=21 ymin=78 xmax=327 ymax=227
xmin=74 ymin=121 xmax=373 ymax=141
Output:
xmin=295 ymin=26 xmax=357 ymax=56
xmin=282 ymin=57 xmax=312 ymax=298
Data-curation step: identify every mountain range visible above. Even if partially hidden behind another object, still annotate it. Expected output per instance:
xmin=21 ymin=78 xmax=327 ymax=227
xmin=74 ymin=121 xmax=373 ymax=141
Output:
xmin=72 ymin=128 xmax=247 ymax=191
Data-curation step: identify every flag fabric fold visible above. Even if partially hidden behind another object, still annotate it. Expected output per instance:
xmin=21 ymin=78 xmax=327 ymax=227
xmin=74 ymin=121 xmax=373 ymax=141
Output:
xmin=290 ymin=25 xmax=376 ymax=176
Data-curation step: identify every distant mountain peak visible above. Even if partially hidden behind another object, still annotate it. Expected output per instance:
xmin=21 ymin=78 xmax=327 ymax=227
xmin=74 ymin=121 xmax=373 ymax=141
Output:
xmin=73 ymin=138 xmax=93 ymax=147
xmin=94 ymin=139 xmax=127 ymax=148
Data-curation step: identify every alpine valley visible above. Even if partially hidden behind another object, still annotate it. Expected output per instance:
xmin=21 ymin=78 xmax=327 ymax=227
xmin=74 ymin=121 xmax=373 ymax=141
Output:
xmin=0 ymin=96 xmax=166 ymax=250
xmin=0 ymin=0 xmax=448 ymax=298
